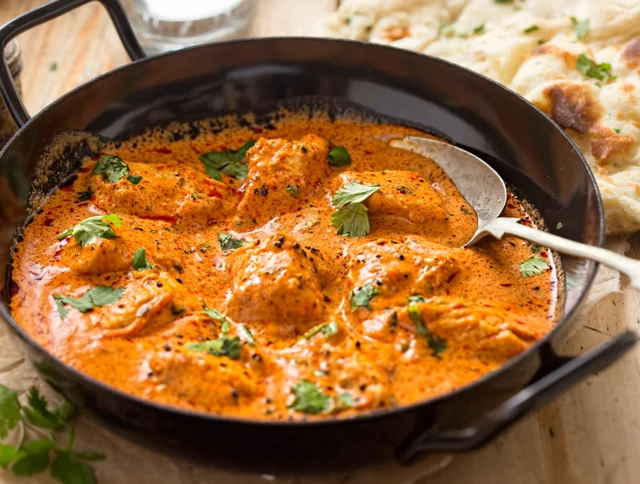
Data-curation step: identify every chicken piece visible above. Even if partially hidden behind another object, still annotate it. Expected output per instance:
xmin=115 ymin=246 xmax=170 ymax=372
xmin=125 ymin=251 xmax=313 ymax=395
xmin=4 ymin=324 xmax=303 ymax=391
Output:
xmin=147 ymin=350 xmax=259 ymax=411
xmin=93 ymin=161 xmax=238 ymax=226
xmin=347 ymin=239 xmax=459 ymax=313
xmin=335 ymin=170 xmax=448 ymax=224
xmin=60 ymin=237 xmax=131 ymax=275
xmin=91 ymin=272 xmax=189 ymax=337
xmin=226 ymin=233 xmax=325 ymax=335
xmin=234 ymin=135 xmax=330 ymax=225
xmin=398 ymin=297 xmax=552 ymax=361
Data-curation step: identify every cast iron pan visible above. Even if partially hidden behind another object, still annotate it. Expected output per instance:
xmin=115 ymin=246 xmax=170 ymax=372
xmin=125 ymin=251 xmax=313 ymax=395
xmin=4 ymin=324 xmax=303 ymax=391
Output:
xmin=0 ymin=0 xmax=636 ymax=473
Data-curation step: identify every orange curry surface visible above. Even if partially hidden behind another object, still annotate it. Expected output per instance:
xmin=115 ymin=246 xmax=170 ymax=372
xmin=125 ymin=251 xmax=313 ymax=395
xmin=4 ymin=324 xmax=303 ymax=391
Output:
xmin=10 ymin=118 xmax=558 ymax=420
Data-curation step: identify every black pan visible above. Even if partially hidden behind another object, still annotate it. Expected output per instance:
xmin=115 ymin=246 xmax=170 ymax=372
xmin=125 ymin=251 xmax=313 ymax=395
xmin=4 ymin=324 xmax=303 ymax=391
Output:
xmin=0 ymin=0 xmax=635 ymax=474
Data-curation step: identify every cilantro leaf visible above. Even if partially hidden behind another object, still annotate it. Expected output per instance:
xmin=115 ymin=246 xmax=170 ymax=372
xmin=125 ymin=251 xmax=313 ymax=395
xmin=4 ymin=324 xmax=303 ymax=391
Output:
xmin=331 ymin=183 xmax=380 ymax=237
xmin=218 ymin=232 xmax=244 ymax=253
xmin=76 ymin=188 xmax=94 ymax=202
xmin=22 ymin=387 xmax=75 ymax=431
xmin=494 ymin=0 xmax=513 ymax=3
xmin=327 ymin=146 xmax=351 ymax=167
xmin=0 ymin=384 xmax=20 ymax=439
xmin=520 ymin=255 xmax=550 ymax=277
xmin=50 ymin=452 xmax=97 ymax=484
xmin=571 ymin=17 xmax=589 ymax=40
xmin=57 ymin=214 xmax=122 ymax=246
xmin=350 ymin=280 xmax=380 ymax=311
xmin=11 ymin=438 xmax=54 ymax=476
xmin=132 ymin=248 xmax=154 ymax=271
xmin=408 ymin=304 xmax=447 ymax=358
xmin=524 ymin=25 xmax=539 ymax=33
xmin=126 ymin=175 xmax=142 ymax=185
xmin=187 ymin=336 xmax=242 ymax=360
xmin=576 ymin=54 xmax=615 ymax=82
xmin=332 ymin=182 xmax=381 ymax=208
xmin=54 ymin=286 xmax=124 ymax=319
xmin=92 ymin=155 xmax=129 ymax=183
xmin=473 ymin=24 xmax=485 ymax=34
xmin=0 ymin=444 xmax=18 ymax=469
xmin=289 ymin=380 xmax=331 ymax=414
xmin=302 ymin=322 xmax=339 ymax=340
xmin=238 ymin=324 xmax=256 ymax=347
xmin=203 ymin=307 xmax=226 ymax=320
xmin=336 ymin=392 xmax=355 ymax=409
xmin=199 ymin=139 xmax=256 ymax=181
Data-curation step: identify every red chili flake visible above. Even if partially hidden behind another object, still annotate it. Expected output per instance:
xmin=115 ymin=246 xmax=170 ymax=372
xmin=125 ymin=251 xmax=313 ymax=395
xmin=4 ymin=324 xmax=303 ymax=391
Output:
xmin=152 ymin=147 xmax=172 ymax=154
xmin=540 ymin=251 xmax=548 ymax=258
xmin=500 ymin=283 xmax=513 ymax=287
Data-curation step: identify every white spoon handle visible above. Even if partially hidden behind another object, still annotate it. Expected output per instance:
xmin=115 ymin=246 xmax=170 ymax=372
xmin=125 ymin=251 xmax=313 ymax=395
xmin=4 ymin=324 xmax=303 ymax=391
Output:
xmin=476 ymin=217 xmax=640 ymax=289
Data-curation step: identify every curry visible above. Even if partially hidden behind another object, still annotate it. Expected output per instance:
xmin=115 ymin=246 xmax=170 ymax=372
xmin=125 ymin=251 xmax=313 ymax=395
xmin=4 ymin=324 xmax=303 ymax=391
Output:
xmin=10 ymin=117 xmax=558 ymax=420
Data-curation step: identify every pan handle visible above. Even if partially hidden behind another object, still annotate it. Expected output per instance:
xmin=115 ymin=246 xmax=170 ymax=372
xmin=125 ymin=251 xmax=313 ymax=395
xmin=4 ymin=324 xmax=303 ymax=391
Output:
xmin=0 ymin=0 xmax=146 ymax=128
xmin=396 ymin=330 xmax=637 ymax=464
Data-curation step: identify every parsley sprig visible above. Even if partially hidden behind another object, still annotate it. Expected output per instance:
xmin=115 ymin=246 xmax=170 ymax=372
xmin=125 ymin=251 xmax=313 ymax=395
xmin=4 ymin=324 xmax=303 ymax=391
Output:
xmin=331 ymin=182 xmax=380 ymax=237
xmin=350 ymin=280 xmax=380 ymax=311
xmin=199 ymin=139 xmax=256 ymax=181
xmin=0 ymin=384 xmax=104 ymax=483
xmin=288 ymin=380 xmax=355 ymax=414
xmin=132 ymin=248 xmax=154 ymax=271
xmin=57 ymin=214 xmax=121 ymax=246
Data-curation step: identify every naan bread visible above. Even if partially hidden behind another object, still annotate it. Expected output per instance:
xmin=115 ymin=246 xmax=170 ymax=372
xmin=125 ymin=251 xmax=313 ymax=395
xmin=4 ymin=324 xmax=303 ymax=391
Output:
xmin=317 ymin=0 xmax=640 ymax=234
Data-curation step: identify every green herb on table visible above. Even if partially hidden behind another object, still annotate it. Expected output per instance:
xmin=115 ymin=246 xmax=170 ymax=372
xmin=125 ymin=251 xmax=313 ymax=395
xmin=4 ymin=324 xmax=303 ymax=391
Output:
xmin=0 ymin=384 xmax=104 ymax=483
xmin=570 ymin=17 xmax=590 ymax=40
xmin=76 ymin=188 xmax=94 ymax=202
xmin=524 ymin=25 xmax=539 ymax=33
xmin=288 ymin=380 xmax=331 ymax=414
xmin=519 ymin=255 xmax=550 ymax=277
xmin=92 ymin=155 xmax=129 ymax=183
xmin=331 ymin=182 xmax=380 ymax=237
xmin=199 ymin=139 xmax=256 ymax=181
xmin=126 ymin=175 xmax=142 ymax=185
xmin=576 ymin=54 xmax=616 ymax=82
xmin=57 ymin=214 xmax=122 ymax=246
xmin=327 ymin=146 xmax=351 ymax=167
xmin=218 ymin=232 xmax=244 ymax=253
xmin=407 ymin=304 xmax=447 ymax=358
xmin=132 ymin=248 xmax=154 ymax=271
xmin=54 ymin=286 xmax=124 ymax=320
xmin=350 ymin=280 xmax=380 ymax=311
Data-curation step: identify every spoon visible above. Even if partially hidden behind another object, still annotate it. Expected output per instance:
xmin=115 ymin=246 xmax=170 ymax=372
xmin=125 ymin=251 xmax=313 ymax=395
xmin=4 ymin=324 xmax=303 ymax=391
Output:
xmin=390 ymin=136 xmax=640 ymax=289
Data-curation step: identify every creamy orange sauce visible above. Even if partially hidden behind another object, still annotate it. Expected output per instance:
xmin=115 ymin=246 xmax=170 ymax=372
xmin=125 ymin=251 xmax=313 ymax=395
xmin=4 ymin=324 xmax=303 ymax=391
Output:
xmin=10 ymin=118 xmax=557 ymax=420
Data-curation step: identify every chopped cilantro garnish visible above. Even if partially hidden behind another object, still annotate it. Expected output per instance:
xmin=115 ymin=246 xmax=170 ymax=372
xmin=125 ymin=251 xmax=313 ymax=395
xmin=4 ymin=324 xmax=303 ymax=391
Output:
xmin=571 ymin=17 xmax=589 ymax=40
xmin=556 ymin=222 xmax=563 ymax=230
xmin=494 ymin=0 xmax=514 ymax=3
xmin=54 ymin=286 xmax=124 ymax=320
xmin=408 ymin=304 xmax=447 ymax=358
xmin=288 ymin=380 xmax=331 ymax=414
xmin=327 ymin=146 xmax=351 ymax=167
xmin=336 ymin=392 xmax=356 ymax=409
xmin=199 ymin=139 xmax=256 ymax=181
xmin=524 ymin=25 xmax=539 ymax=33
xmin=239 ymin=324 xmax=256 ymax=347
xmin=187 ymin=336 xmax=242 ymax=360
xmin=132 ymin=247 xmax=154 ymax=271
xmin=331 ymin=182 xmax=380 ymax=237
xmin=126 ymin=175 xmax=142 ymax=185
xmin=576 ymin=54 xmax=616 ymax=82
xmin=614 ymin=128 xmax=621 ymax=134
xmin=302 ymin=322 xmax=339 ymax=340
xmin=92 ymin=155 xmax=129 ymax=183
xmin=75 ymin=188 xmax=94 ymax=202
xmin=218 ymin=232 xmax=244 ymax=253
xmin=57 ymin=213 xmax=121 ymax=246
xmin=473 ymin=24 xmax=485 ymax=34
xmin=350 ymin=280 xmax=380 ymax=311
xmin=203 ymin=307 xmax=226 ymax=321
xmin=520 ymin=255 xmax=550 ymax=277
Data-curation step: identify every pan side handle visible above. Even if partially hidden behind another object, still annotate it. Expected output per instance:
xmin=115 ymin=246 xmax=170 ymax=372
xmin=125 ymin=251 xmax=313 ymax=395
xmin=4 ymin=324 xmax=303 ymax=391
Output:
xmin=396 ymin=330 xmax=637 ymax=464
xmin=0 ymin=0 xmax=146 ymax=128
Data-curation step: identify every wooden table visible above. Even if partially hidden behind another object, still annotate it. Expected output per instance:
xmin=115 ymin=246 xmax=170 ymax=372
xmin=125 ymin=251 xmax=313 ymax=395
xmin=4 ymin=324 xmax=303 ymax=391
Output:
xmin=2 ymin=1 xmax=639 ymax=483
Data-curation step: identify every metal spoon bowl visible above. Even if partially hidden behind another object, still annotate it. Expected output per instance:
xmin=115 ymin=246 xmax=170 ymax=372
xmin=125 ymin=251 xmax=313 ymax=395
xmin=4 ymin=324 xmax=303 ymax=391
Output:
xmin=391 ymin=136 xmax=640 ymax=289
